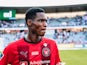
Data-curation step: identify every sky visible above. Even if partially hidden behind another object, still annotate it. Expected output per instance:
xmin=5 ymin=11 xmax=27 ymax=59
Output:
xmin=0 ymin=0 xmax=87 ymax=7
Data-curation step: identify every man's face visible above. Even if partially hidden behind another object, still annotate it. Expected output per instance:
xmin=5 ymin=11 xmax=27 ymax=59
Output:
xmin=29 ymin=12 xmax=47 ymax=36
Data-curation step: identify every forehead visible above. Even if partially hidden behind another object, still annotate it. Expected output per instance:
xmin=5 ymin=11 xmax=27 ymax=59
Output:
xmin=36 ymin=12 xmax=47 ymax=19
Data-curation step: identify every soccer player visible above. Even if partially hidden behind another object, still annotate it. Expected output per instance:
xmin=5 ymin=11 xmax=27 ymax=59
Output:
xmin=0 ymin=8 xmax=61 ymax=65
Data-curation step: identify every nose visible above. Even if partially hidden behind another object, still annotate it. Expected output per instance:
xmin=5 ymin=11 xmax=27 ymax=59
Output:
xmin=42 ymin=21 xmax=47 ymax=27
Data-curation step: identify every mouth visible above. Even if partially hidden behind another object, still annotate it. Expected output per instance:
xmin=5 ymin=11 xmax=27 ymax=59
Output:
xmin=41 ymin=29 xmax=46 ymax=32
xmin=38 ymin=28 xmax=46 ymax=36
xmin=41 ymin=28 xmax=46 ymax=32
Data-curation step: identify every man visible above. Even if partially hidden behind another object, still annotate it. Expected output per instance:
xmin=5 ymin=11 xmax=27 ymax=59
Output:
xmin=0 ymin=8 xmax=61 ymax=65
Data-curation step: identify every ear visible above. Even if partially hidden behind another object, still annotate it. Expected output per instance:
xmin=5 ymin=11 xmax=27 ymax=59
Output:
xmin=27 ymin=19 xmax=32 ymax=26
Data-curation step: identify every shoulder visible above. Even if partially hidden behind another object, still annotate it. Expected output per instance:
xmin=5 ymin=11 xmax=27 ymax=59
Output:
xmin=43 ymin=37 xmax=56 ymax=42
xmin=43 ymin=37 xmax=57 ymax=45
xmin=4 ymin=38 xmax=24 ymax=51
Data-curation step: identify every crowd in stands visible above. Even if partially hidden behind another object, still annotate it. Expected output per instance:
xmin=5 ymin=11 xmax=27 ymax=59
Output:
xmin=47 ymin=14 xmax=87 ymax=27
xmin=53 ymin=29 xmax=87 ymax=44
xmin=0 ymin=19 xmax=26 ymax=28
xmin=0 ymin=14 xmax=87 ymax=28
xmin=0 ymin=28 xmax=87 ymax=48
xmin=0 ymin=30 xmax=27 ymax=49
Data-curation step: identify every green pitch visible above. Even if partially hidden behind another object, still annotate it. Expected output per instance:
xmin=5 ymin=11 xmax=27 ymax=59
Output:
xmin=60 ymin=49 xmax=87 ymax=65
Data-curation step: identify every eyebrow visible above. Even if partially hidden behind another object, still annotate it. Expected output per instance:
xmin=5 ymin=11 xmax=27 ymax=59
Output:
xmin=37 ymin=19 xmax=47 ymax=21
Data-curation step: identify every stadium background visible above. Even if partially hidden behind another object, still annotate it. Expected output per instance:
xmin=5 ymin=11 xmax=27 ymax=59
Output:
xmin=0 ymin=0 xmax=87 ymax=65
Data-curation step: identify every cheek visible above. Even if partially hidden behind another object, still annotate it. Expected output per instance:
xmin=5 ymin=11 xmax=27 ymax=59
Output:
xmin=31 ymin=25 xmax=40 ymax=32
xmin=36 ymin=26 xmax=41 ymax=30
xmin=31 ymin=23 xmax=42 ymax=31
xmin=34 ymin=24 xmax=41 ymax=29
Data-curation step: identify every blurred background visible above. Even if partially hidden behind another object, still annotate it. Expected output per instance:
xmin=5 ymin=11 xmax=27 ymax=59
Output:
xmin=0 ymin=0 xmax=87 ymax=65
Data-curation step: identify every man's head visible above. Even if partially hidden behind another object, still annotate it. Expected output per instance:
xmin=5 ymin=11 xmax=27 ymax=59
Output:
xmin=25 ymin=8 xmax=45 ymax=22
xmin=25 ymin=8 xmax=47 ymax=36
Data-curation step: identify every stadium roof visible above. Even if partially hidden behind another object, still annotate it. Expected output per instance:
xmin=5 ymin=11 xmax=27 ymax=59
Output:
xmin=0 ymin=0 xmax=87 ymax=7
xmin=0 ymin=0 xmax=87 ymax=13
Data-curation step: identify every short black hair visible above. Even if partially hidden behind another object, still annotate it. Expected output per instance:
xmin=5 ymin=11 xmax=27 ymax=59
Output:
xmin=25 ymin=7 xmax=45 ymax=22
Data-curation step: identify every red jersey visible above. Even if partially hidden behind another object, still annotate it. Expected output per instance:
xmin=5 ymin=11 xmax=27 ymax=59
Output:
xmin=0 ymin=37 xmax=61 ymax=65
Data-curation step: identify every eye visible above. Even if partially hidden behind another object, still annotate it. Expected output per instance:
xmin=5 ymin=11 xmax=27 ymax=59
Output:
xmin=38 ymin=19 xmax=47 ymax=22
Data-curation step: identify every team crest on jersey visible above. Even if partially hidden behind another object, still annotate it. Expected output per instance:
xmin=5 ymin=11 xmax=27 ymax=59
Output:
xmin=20 ymin=61 xmax=28 ymax=65
xmin=42 ymin=47 xmax=50 ymax=57
xmin=42 ymin=43 xmax=50 ymax=57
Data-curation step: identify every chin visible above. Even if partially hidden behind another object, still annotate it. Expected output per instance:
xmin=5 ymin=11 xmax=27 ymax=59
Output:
xmin=39 ymin=33 xmax=45 ymax=36
xmin=38 ymin=32 xmax=45 ymax=36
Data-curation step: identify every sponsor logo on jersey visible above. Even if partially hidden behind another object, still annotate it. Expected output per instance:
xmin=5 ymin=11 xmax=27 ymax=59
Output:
xmin=20 ymin=61 xmax=28 ymax=65
xmin=30 ymin=60 xmax=50 ymax=65
xmin=31 ymin=51 xmax=39 ymax=55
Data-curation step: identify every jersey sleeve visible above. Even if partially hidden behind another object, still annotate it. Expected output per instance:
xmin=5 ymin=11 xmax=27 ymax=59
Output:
xmin=0 ymin=45 xmax=13 ymax=65
xmin=50 ymin=41 xmax=61 ymax=65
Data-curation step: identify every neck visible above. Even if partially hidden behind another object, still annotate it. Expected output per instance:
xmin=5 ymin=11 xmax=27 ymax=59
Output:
xmin=26 ymin=34 xmax=42 ymax=43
